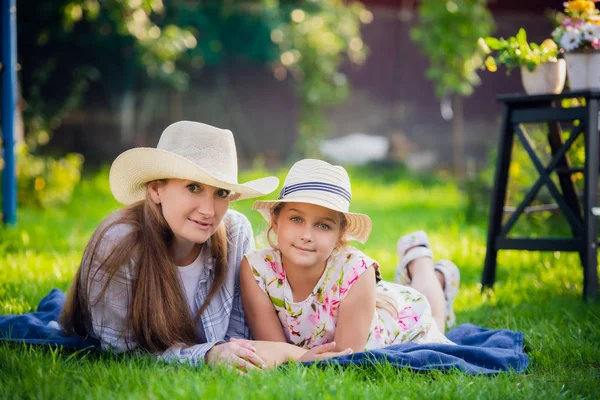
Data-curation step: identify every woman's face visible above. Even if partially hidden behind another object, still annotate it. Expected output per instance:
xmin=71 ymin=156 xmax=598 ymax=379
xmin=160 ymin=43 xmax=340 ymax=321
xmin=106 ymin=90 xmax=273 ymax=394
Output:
xmin=149 ymin=179 xmax=230 ymax=248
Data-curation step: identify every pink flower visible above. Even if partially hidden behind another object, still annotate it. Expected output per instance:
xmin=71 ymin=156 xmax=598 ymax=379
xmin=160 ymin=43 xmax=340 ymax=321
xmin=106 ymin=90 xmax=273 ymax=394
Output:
xmin=562 ymin=17 xmax=585 ymax=29
xmin=346 ymin=267 xmax=361 ymax=287
xmin=322 ymin=293 xmax=341 ymax=317
xmin=372 ymin=323 xmax=383 ymax=339
xmin=397 ymin=306 xmax=419 ymax=331
xmin=329 ymin=299 xmax=340 ymax=317
xmin=592 ymin=38 xmax=600 ymax=48
xmin=308 ymin=313 xmax=319 ymax=326
xmin=361 ymin=259 xmax=368 ymax=271
xmin=268 ymin=260 xmax=285 ymax=282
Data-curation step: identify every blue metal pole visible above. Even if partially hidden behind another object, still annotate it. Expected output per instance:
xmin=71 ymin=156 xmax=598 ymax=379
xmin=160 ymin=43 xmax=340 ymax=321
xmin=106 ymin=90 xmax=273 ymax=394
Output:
xmin=2 ymin=0 xmax=17 ymax=225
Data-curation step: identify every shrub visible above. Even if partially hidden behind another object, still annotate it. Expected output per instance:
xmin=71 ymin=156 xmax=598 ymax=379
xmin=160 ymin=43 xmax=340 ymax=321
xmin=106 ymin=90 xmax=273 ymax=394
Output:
xmin=0 ymin=144 xmax=84 ymax=211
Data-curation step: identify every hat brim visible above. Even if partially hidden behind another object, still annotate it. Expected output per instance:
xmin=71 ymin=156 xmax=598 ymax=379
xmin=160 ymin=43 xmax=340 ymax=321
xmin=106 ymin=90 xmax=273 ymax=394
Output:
xmin=252 ymin=198 xmax=372 ymax=244
xmin=109 ymin=148 xmax=279 ymax=205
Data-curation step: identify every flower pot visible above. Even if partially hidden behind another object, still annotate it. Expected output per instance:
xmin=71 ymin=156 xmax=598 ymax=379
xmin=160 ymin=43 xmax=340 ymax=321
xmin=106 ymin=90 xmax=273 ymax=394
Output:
xmin=520 ymin=60 xmax=566 ymax=95
xmin=564 ymin=51 xmax=600 ymax=90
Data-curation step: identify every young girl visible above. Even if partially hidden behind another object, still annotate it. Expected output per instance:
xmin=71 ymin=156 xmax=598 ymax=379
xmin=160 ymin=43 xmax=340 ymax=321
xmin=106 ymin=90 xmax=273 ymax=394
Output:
xmin=240 ymin=159 xmax=460 ymax=352
xmin=58 ymin=121 xmax=290 ymax=370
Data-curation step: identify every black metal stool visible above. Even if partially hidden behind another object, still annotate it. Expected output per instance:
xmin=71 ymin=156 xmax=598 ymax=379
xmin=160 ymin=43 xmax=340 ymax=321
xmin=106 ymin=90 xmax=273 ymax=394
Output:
xmin=481 ymin=90 xmax=600 ymax=301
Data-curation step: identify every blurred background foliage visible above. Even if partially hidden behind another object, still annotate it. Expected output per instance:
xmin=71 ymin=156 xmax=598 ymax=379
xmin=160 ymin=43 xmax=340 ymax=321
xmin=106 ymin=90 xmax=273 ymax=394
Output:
xmin=2 ymin=0 xmax=583 ymax=241
xmin=411 ymin=0 xmax=494 ymax=177
xmin=2 ymin=0 xmax=370 ymax=211
xmin=411 ymin=0 xmax=494 ymax=98
xmin=22 ymin=0 xmax=371 ymax=152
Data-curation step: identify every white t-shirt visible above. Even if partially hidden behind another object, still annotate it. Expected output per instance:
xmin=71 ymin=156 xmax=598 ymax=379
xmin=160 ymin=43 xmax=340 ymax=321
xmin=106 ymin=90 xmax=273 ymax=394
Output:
xmin=178 ymin=251 xmax=204 ymax=316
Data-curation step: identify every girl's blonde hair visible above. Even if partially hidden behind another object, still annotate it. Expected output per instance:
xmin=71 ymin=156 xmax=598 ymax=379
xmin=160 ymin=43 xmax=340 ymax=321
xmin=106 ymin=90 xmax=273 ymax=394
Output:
xmin=265 ymin=202 xmax=398 ymax=318
xmin=59 ymin=180 xmax=228 ymax=352
xmin=375 ymin=292 xmax=400 ymax=319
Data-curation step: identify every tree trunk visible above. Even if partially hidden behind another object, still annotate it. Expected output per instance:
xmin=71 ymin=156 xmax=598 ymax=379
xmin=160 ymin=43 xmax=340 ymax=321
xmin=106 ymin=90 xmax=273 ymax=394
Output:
xmin=452 ymin=93 xmax=464 ymax=177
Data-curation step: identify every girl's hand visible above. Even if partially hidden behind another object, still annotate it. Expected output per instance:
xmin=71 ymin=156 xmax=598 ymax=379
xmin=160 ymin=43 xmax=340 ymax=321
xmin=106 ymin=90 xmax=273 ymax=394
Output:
xmin=229 ymin=339 xmax=352 ymax=367
xmin=298 ymin=342 xmax=353 ymax=363
xmin=205 ymin=341 xmax=267 ymax=374
xmin=230 ymin=338 xmax=290 ymax=369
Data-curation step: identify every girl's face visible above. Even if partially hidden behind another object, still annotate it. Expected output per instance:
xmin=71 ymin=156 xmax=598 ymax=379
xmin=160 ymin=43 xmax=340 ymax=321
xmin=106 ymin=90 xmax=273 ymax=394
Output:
xmin=272 ymin=202 xmax=343 ymax=270
xmin=150 ymin=179 xmax=230 ymax=249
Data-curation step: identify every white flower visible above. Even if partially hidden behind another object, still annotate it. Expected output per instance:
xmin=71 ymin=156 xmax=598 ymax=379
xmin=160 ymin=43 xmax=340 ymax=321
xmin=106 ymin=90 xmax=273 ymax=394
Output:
xmin=552 ymin=27 xmax=562 ymax=41
xmin=581 ymin=22 xmax=600 ymax=42
xmin=561 ymin=28 xmax=583 ymax=51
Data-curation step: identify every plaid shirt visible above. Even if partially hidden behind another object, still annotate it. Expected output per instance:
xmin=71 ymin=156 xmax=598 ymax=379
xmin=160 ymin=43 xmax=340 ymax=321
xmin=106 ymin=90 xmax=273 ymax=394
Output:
xmin=84 ymin=209 xmax=253 ymax=365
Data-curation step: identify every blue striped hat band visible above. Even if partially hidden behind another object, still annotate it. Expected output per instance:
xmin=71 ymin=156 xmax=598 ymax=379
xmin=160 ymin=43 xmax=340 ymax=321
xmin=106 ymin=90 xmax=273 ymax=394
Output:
xmin=278 ymin=181 xmax=352 ymax=202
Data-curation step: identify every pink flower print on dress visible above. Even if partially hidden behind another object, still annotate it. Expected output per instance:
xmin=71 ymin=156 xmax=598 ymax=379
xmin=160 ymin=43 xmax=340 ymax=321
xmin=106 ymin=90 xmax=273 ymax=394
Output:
xmin=328 ymin=299 xmax=340 ymax=317
xmin=348 ymin=260 xmax=367 ymax=287
xmin=340 ymin=261 xmax=367 ymax=296
xmin=308 ymin=312 xmax=319 ymax=326
xmin=321 ymin=293 xmax=341 ymax=317
xmin=265 ymin=254 xmax=285 ymax=286
xmin=397 ymin=305 xmax=419 ymax=331
xmin=372 ymin=322 xmax=384 ymax=340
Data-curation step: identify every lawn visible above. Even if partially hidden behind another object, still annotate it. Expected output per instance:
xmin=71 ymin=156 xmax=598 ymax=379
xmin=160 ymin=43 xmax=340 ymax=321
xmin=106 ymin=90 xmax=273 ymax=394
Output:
xmin=1 ymin=165 xmax=599 ymax=399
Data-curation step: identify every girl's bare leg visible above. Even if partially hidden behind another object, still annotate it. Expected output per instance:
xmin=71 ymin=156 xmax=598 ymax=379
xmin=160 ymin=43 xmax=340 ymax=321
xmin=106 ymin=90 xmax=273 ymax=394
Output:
xmin=406 ymin=257 xmax=447 ymax=334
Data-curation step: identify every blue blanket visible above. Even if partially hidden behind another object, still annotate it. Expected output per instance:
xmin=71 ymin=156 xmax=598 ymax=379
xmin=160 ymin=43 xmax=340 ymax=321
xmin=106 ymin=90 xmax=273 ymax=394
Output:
xmin=315 ymin=324 xmax=529 ymax=374
xmin=0 ymin=289 xmax=528 ymax=374
xmin=0 ymin=288 xmax=99 ymax=348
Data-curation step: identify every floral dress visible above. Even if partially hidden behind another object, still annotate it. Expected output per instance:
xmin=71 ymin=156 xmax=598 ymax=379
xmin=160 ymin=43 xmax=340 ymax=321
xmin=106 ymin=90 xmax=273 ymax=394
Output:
xmin=245 ymin=246 xmax=453 ymax=350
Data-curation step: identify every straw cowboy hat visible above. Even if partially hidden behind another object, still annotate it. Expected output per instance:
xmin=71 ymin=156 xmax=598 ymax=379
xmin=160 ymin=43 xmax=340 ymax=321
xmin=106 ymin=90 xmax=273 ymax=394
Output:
xmin=109 ymin=121 xmax=279 ymax=204
xmin=253 ymin=159 xmax=372 ymax=243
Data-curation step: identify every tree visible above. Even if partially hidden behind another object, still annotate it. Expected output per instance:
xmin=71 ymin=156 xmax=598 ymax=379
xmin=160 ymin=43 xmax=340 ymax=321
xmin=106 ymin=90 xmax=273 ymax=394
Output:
xmin=411 ymin=0 xmax=494 ymax=176
xmin=17 ymin=0 xmax=196 ymax=150
xmin=16 ymin=0 xmax=370 ymax=158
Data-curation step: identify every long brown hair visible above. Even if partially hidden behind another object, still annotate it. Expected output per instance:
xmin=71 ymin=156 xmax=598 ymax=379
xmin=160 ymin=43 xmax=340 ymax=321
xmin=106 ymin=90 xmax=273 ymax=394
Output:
xmin=59 ymin=182 xmax=228 ymax=352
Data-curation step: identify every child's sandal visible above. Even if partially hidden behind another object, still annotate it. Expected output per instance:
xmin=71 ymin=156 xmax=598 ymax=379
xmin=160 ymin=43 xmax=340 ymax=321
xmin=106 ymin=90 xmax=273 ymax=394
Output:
xmin=394 ymin=230 xmax=433 ymax=285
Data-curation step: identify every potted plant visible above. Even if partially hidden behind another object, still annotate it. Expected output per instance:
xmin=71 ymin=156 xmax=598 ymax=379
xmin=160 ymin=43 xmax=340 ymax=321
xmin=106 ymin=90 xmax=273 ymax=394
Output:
xmin=552 ymin=0 xmax=600 ymax=90
xmin=479 ymin=28 xmax=565 ymax=95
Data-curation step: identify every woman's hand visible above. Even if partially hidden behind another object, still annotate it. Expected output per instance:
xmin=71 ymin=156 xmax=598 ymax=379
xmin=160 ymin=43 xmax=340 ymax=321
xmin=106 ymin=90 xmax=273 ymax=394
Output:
xmin=205 ymin=341 xmax=267 ymax=374
xmin=297 ymin=342 xmax=353 ymax=363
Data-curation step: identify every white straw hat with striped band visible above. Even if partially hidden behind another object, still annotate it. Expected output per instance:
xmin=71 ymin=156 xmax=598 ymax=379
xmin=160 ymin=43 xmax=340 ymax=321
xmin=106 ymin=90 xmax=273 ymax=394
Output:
xmin=109 ymin=121 xmax=279 ymax=205
xmin=252 ymin=159 xmax=372 ymax=243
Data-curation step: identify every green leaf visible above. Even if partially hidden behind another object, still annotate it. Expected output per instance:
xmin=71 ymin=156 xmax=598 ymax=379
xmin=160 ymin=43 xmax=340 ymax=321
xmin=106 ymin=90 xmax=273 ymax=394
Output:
xmin=270 ymin=295 xmax=285 ymax=308
xmin=516 ymin=28 xmax=528 ymax=47
xmin=484 ymin=37 xmax=502 ymax=50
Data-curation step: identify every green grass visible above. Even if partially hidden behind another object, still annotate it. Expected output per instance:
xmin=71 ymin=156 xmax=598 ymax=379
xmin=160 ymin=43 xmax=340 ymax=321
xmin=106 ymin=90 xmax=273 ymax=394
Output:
xmin=1 ymin=164 xmax=600 ymax=399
